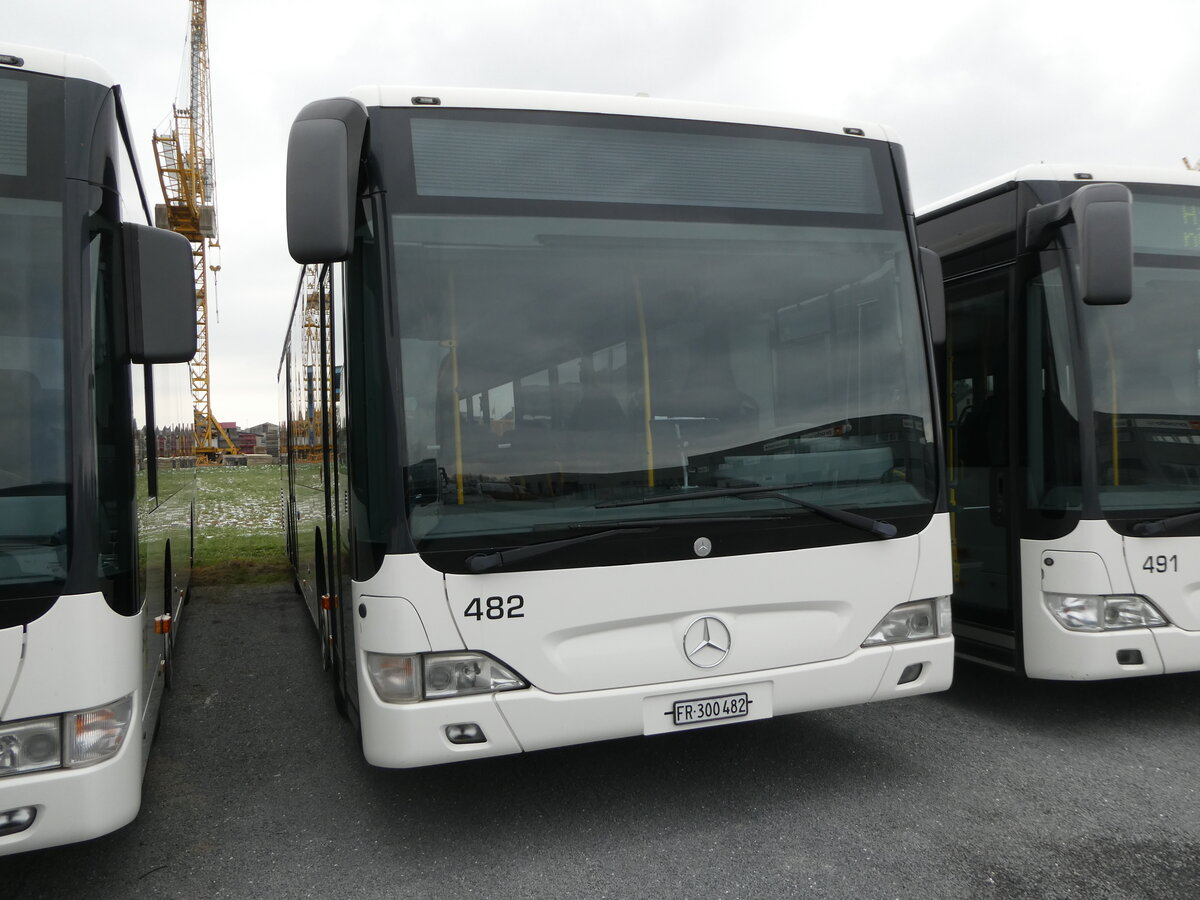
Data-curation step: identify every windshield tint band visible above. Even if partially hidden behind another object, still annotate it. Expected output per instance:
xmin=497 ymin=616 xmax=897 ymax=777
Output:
xmin=375 ymin=109 xmax=905 ymax=229
xmin=410 ymin=117 xmax=883 ymax=214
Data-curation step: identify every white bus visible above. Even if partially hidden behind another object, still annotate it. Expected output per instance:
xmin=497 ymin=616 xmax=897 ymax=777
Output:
xmin=0 ymin=45 xmax=196 ymax=853
xmin=280 ymin=87 xmax=953 ymax=768
xmin=918 ymin=164 xmax=1200 ymax=679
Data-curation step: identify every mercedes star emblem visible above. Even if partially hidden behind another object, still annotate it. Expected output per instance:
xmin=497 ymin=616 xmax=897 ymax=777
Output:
xmin=683 ymin=615 xmax=731 ymax=668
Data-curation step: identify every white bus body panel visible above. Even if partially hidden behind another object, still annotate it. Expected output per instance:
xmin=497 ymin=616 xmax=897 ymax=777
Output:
xmin=0 ymin=594 xmax=145 ymax=855
xmin=1021 ymin=520 xmax=1200 ymax=679
xmin=0 ymin=42 xmax=114 ymax=87
xmin=448 ymin=537 xmax=921 ymax=693
xmin=3 ymin=593 xmax=141 ymax=719
xmin=354 ymin=515 xmax=952 ymax=768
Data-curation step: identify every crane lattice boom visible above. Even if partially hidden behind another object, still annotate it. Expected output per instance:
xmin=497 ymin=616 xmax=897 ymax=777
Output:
xmin=152 ymin=0 xmax=238 ymax=464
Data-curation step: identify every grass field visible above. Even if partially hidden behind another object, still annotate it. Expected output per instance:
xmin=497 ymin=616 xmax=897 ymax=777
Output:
xmin=193 ymin=465 xmax=290 ymax=586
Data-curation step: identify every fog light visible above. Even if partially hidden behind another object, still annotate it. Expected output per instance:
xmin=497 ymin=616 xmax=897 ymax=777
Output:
xmin=0 ymin=806 xmax=36 ymax=837
xmin=1117 ymin=649 xmax=1144 ymax=666
xmin=898 ymin=663 xmax=923 ymax=685
xmin=445 ymin=723 xmax=487 ymax=745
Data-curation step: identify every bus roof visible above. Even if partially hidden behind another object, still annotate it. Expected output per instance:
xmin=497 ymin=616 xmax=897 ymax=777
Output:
xmin=918 ymin=163 xmax=1200 ymax=219
xmin=346 ymin=85 xmax=898 ymax=143
xmin=0 ymin=41 xmax=113 ymax=87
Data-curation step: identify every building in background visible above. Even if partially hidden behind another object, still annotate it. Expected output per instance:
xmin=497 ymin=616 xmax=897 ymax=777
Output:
xmin=245 ymin=422 xmax=281 ymax=458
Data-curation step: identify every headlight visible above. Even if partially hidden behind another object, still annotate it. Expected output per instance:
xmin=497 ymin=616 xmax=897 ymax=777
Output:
xmin=65 ymin=695 xmax=134 ymax=768
xmin=1044 ymin=593 xmax=1167 ymax=632
xmin=423 ymin=653 xmax=525 ymax=700
xmin=366 ymin=651 xmax=527 ymax=704
xmin=0 ymin=695 xmax=134 ymax=778
xmin=863 ymin=597 xmax=951 ymax=647
xmin=0 ymin=717 xmax=62 ymax=778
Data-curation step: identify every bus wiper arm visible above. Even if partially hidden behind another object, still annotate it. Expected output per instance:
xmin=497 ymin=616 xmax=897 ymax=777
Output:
xmin=466 ymin=526 xmax=658 ymax=573
xmin=1132 ymin=509 xmax=1200 ymax=537
xmin=595 ymin=482 xmax=815 ymax=508
xmin=748 ymin=492 xmax=897 ymax=538
xmin=595 ymin=483 xmax=897 ymax=538
xmin=0 ymin=481 xmax=69 ymax=498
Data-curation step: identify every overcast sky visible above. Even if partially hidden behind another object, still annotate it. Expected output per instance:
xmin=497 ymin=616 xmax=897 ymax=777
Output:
xmin=8 ymin=0 xmax=1200 ymax=426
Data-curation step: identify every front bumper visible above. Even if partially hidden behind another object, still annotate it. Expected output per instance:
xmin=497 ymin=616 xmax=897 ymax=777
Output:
xmin=358 ymin=636 xmax=953 ymax=768
xmin=1025 ymin=597 xmax=1200 ymax=680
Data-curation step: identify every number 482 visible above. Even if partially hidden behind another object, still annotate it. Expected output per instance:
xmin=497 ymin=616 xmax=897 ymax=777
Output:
xmin=464 ymin=595 xmax=525 ymax=620
xmin=1143 ymin=555 xmax=1179 ymax=574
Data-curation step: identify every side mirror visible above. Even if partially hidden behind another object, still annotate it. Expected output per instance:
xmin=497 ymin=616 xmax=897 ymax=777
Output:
xmin=919 ymin=247 xmax=945 ymax=348
xmin=1025 ymin=182 xmax=1133 ymax=305
xmin=286 ymin=98 xmax=368 ymax=264
xmin=123 ymin=223 xmax=197 ymax=363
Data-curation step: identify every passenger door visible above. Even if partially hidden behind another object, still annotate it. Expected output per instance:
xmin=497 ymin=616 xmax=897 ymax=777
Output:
xmin=945 ymin=271 xmax=1018 ymax=656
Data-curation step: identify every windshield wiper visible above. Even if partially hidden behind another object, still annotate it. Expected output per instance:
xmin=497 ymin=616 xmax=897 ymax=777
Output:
xmin=466 ymin=525 xmax=659 ymax=573
xmin=1132 ymin=509 xmax=1200 ymax=537
xmin=463 ymin=513 xmax=796 ymax=574
xmin=0 ymin=481 xmax=68 ymax=498
xmin=595 ymin=482 xmax=897 ymax=539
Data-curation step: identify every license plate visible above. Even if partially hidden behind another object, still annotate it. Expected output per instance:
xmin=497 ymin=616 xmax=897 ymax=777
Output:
xmin=671 ymin=692 xmax=750 ymax=727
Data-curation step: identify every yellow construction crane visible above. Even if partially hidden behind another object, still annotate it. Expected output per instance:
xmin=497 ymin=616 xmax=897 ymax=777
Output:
xmin=295 ymin=264 xmax=330 ymax=463
xmin=153 ymin=0 xmax=240 ymax=464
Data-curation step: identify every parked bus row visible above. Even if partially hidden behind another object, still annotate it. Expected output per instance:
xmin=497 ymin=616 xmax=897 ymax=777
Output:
xmin=4 ymin=38 xmax=1199 ymax=857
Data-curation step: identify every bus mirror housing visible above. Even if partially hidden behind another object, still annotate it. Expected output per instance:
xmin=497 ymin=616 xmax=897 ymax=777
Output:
xmin=286 ymin=98 xmax=368 ymax=264
xmin=122 ymin=223 xmax=197 ymax=364
xmin=1024 ymin=182 xmax=1133 ymax=306
xmin=919 ymin=247 xmax=945 ymax=347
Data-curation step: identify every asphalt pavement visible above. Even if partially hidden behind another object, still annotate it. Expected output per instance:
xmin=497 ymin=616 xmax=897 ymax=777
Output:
xmin=5 ymin=581 xmax=1200 ymax=899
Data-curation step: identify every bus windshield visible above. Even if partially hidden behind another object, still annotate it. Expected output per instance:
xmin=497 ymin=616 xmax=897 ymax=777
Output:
xmin=393 ymin=224 xmax=935 ymax=545
xmin=0 ymin=195 xmax=68 ymax=590
xmin=385 ymin=113 xmax=937 ymax=547
xmin=1084 ymin=189 xmax=1200 ymax=514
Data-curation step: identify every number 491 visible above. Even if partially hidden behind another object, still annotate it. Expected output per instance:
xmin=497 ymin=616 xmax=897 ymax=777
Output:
xmin=464 ymin=595 xmax=525 ymax=620
xmin=1143 ymin=555 xmax=1178 ymax=574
